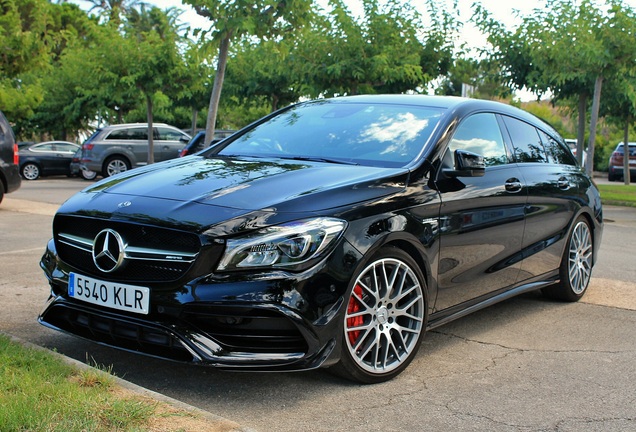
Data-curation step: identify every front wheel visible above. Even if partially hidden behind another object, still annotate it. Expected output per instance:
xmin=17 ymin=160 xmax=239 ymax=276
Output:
xmin=331 ymin=247 xmax=427 ymax=383
xmin=81 ymin=169 xmax=97 ymax=180
xmin=542 ymin=216 xmax=593 ymax=302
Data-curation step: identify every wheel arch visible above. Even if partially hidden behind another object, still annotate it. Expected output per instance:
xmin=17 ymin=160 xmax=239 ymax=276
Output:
xmin=353 ymin=232 xmax=435 ymax=312
xmin=574 ymin=208 xmax=601 ymax=267
xmin=20 ymin=160 xmax=41 ymax=178
xmin=102 ymin=154 xmax=132 ymax=174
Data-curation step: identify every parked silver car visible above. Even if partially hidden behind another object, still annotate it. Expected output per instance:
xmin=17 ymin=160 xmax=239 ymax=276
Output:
xmin=79 ymin=123 xmax=190 ymax=178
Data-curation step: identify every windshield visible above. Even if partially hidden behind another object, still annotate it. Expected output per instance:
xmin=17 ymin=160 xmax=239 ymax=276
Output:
xmin=211 ymin=100 xmax=444 ymax=168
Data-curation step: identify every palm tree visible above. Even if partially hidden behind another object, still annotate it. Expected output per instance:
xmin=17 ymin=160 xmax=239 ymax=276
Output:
xmin=85 ymin=0 xmax=145 ymax=25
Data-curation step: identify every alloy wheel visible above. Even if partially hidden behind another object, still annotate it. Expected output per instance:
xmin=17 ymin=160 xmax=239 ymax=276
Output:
xmin=568 ymin=220 xmax=593 ymax=295
xmin=106 ymin=159 xmax=128 ymax=176
xmin=344 ymin=257 xmax=424 ymax=374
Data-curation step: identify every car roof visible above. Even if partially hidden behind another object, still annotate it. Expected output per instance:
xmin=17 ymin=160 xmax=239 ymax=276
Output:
xmin=101 ymin=123 xmax=175 ymax=129
xmin=21 ymin=141 xmax=79 ymax=149
xmin=303 ymin=94 xmax=558 ymax=137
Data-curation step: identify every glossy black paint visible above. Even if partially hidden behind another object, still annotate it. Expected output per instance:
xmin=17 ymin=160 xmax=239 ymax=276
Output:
xmin=39 ymin=95 xmax=603 ymax=374
xmin=0 ymin=110 xmax=21 ymax=199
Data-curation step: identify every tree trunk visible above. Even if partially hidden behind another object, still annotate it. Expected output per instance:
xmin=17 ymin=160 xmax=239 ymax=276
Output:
xmin=271 ymin=94 xmax=279 ymax=112
xmin=191 ymin=107 xmax=198 ymax=135
xmin=205 ymin=34 xmax=232 ymax=146
xmin=576 ymin=93 xmax=587 ymax=166
xmin=146 ymin=93 xmax=154 ymax=164
xmin=586 ymin=76 xmax=603 ymax=175
xmin=624 ymin=115 xmax=631 ymax=185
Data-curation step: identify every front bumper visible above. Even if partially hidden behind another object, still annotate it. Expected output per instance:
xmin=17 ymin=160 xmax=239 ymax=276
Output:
xmin=2 ymin=164 xmax=21 ymax=194
xmin=38 ymin=239 xmax=360 ymax=371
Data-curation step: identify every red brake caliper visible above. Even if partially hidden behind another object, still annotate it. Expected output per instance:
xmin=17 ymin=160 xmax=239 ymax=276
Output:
xmin=346 ymin=284 xmax=364 ymax=345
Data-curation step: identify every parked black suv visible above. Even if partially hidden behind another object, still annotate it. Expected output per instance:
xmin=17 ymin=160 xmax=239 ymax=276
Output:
xmin=0 ymin=111 xmax=21 ymax=203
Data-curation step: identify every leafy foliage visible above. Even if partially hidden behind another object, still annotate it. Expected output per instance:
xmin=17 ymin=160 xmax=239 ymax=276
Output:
xmin=3 ymin=0 xmax=636 ymax=174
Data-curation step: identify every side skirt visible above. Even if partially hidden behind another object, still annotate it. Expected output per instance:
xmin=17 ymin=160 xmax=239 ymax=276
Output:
xmin=426 ymin=273 xmax=559 ymax=331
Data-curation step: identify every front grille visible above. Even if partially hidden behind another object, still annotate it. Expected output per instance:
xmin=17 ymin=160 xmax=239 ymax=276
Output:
xmin=54 ymin=215 xmax=201 ymax=283
xmin=41 ymin=303 xmax=194 ymax=362
xmin=181 ymin=305 xmax=308 ymax=354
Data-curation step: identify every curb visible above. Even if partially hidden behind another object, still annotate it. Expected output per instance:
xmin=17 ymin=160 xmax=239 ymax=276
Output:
xmin=1 ymin=197 xmax=59 ymax=216
xmin=1 ymin=331 xmax=257 ymax=432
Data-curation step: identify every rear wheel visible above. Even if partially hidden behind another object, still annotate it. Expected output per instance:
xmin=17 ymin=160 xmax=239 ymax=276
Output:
xmin=331 ymin=247 xmax=427 ymax=383
xmin=21 ymin=163 xmax=40 ymax=180
xmin=542 ymin=216 xmax=593 ymax=302
xmin=81 ymin=169 xmax=97 ymax=180
xmin=103 ymin=156 xmax=130 ymax=177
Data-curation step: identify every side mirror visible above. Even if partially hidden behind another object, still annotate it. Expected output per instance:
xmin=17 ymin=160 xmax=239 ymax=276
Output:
xmin=443 ymin=150 xmax=485 ymax=178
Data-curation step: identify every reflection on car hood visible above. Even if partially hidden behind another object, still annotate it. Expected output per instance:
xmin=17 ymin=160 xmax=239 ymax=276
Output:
xmin=58 ymin=156 xmax=408 ymax=232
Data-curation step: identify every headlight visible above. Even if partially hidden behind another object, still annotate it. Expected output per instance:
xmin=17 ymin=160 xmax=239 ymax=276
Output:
xmin=216 ymin=218 xmax=347 ymax=271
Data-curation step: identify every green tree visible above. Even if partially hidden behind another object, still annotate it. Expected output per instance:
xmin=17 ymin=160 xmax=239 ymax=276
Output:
xmin=435 ymin=57 xmax=512 ymax=100
xmin=177 ymin=41 xmax=214 ymax=133
xmin=475 ymin=0 xmax=636 ymax=173
xmin=85 ymin=0 xmax=143 ymax=24
xmin=225 ymin=37 xmax=302 ymax=112
xmin=182 ymin=0 xmax=313 ymax=145
xmin=0 ymin=0 xmax=51 ymax=129
xmin=27 ymin=2 xmax=104 ymax=139
xmin=298 ymin=0 xmax=427 ymax=97
xmin=123 ymin=5 xmax=188 ymax=163
xmin=598 ymin=2 xmax=636 ymax=184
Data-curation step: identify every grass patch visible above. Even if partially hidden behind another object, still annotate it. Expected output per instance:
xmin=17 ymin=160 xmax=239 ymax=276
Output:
xmin=597 ymin=183 xmax=636 ymax=207
xmin=0 ymin=334 xmax=155 ymax=431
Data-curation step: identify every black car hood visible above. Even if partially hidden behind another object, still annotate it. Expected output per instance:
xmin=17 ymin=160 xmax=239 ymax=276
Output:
xmin=59 ymin=156 xmax=409 ymax=233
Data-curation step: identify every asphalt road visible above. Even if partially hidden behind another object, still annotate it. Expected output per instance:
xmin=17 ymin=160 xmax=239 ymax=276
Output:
xmin=1 ymin=176 xmax=635 ymax=432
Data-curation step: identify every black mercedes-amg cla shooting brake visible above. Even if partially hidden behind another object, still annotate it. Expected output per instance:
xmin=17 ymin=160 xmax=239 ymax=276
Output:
xmin=39 ymin=95 xmax=603 ymax=383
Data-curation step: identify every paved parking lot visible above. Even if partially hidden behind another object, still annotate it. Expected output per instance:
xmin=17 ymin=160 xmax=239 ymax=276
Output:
xmin=1 ymin=177 xmax=635 ymax=432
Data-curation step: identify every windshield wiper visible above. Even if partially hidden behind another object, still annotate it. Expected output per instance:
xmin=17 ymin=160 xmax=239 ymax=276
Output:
xmin=284 ymin=156 xmax=359 ymax=165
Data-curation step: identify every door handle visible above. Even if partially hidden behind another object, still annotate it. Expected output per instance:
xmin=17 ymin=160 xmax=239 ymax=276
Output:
xmin=505 ymin=178 xmax=523 ymax=193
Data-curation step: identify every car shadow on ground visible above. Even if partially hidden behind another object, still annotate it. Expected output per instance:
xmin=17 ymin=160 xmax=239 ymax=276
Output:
xmin=38 ymin=290 xmax=558 ymax=397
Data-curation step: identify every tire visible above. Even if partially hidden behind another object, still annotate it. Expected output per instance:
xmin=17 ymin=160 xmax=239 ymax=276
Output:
xmin=0 ymin=182 xmax=4 ymax=204
xmin=330 ymin=246 xmax=427 ymax=383
xmin=103 ymin=156 xmax=130 ymax=178
xmin=608 ymin=171 xmax=616 ymax=182
xmin=81 ymin=169 xmax=97 ymax=180
xmin=21 ymin=163 xmax=40 ymax=180
xmin=542 ymin=216 xmax=593 ymax=302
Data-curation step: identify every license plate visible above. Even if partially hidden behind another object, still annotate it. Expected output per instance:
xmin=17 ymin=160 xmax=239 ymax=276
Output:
xmin=69 ymin=273 xmax=150 ymax=315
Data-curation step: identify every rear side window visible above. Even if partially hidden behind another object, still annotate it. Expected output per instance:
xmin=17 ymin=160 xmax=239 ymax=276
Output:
xmin=538 ymin=130 xmax=576 ymax=165
xmin=502 ymin=116 xmax=547 ymax=163
xmin=448 ymin=113 xmax=509 ymax=167
xmin=107 ymin=127 xmax=148 ymax=140
xmin=32 ymin=143 xmax=56 ymax=151
xmin=190 ymin=134 xmax=206 ymax=153
xmin=156 ymin=127 xmax=186 ymax=141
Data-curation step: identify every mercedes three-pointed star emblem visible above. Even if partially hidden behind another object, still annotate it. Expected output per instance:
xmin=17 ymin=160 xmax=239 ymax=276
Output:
xmin=92 ymin=229 xmax=125 ymax=273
